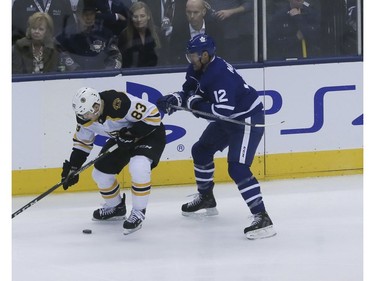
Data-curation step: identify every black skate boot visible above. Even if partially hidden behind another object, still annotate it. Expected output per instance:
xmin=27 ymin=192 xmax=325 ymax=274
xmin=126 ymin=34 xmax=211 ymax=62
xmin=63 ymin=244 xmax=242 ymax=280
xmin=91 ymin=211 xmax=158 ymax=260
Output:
xmin=181 ymin=191 xmax=218 ymax=217
xmin=244 ymin=211 xmax=276 ymax=240
xmin=92 ymin=194 xmax=126 ymax=221
xmin=123 ymin=209 xmax=146 ymax=235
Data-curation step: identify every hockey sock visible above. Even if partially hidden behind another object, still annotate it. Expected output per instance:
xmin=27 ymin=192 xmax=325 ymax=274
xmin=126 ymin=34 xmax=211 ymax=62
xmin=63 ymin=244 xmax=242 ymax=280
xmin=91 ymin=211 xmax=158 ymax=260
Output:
xmin=228 ymin=162 xmax=266 ymax=214
xmin=192 ymin=142 xmax=215 ymax=194
xmin=92 ymin=168 xmax=121 ymax=206
xmin=129 ymin=155 xmax=152 ymax=210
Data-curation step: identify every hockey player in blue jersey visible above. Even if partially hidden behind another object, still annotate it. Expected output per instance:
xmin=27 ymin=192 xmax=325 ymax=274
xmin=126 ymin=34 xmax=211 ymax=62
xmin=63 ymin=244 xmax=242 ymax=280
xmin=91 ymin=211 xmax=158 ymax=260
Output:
xmin=157 ymin=34 xmax=276 ymax=239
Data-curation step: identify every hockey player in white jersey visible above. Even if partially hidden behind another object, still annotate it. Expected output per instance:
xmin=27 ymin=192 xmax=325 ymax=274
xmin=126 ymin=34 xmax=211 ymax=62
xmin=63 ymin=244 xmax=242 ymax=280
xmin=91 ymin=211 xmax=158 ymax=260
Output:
xmin=157 ymin=34 xmax=276 ymax=239
xmin=61 ymin=87 xmax=166 ymax=235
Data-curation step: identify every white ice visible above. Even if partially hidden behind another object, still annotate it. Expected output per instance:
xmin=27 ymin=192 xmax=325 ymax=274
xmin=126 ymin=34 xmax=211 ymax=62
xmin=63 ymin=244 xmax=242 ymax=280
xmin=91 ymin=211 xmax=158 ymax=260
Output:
xmin=11 ymin=175 xmax=363 ymax=281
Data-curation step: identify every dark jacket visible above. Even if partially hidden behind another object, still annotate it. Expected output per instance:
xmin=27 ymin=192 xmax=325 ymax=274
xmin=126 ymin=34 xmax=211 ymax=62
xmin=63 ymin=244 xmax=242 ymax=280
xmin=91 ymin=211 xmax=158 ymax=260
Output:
xmin=168 ymin=16 xmax=223 ymax=65
xmin=95 ymin=0 xmax=130 ymax=36
xmin=12 ymin=37 xmax=59 ymax=74
xmin=118 ymin=28 xmax=158 ymax=68
xmin=12 ymin=0 xmax=74 ymax=44
xmin=267 ymin=3 xmax=321 ymax=60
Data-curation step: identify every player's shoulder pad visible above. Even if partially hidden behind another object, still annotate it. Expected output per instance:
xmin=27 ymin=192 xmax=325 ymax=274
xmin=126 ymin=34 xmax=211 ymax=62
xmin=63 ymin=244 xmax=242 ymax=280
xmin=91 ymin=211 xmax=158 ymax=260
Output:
xmin=100 ymin=90 xmax=131 ymax=118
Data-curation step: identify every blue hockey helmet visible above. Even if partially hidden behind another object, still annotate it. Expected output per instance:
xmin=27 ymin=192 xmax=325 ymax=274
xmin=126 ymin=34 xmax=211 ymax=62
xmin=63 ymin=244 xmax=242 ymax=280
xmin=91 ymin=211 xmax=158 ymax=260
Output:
xmin=186 ymin=34 xmax=216 ymax=57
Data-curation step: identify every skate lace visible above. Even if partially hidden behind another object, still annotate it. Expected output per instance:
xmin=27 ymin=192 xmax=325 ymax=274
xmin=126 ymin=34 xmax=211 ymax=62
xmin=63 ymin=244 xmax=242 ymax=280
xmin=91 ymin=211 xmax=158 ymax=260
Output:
xmin=127 ymin=210 xmax=145 ymax=223
xmin=99 ymin=204 xmax=116 ymax=216
xmin=251 ymin=213 xmax=263 ymax=226
xmin=187 ymin=193 xmax=203 ymax=207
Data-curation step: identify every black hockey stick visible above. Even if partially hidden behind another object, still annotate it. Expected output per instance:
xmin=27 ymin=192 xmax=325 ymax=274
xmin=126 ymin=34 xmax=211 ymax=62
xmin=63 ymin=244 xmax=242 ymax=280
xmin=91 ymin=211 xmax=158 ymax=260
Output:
xmin=12 ymin=144 xmax=119 ymax=219
xmin=169 ymin=105 xmax=285 ymax=127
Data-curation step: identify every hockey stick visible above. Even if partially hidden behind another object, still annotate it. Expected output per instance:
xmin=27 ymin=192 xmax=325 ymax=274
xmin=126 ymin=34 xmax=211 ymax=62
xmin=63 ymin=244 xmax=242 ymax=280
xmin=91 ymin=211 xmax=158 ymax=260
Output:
xmin=169 ymin=105 xmax=285 ymax=127
xmin=12 ymin=144 xmax=119 ymax=219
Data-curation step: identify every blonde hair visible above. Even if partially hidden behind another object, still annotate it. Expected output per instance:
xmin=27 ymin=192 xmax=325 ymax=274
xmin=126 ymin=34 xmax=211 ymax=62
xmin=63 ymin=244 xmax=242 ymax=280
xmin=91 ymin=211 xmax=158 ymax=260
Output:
xmin=25 ymin=12 xmax=54 ymax=44
xmin=126 ymin=1 xmax=161 ymax=49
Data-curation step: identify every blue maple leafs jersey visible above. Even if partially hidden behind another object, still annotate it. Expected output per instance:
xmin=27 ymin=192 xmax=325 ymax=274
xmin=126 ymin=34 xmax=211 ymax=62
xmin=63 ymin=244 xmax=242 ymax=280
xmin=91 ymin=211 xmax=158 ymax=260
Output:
xmin=182 ymin=56 xmax=263 ymax=120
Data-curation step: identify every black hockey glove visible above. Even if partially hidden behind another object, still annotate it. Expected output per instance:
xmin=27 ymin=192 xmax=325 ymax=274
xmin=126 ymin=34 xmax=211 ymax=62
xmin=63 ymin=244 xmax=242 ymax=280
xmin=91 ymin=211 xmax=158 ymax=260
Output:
xmin=116 ymin=127 xmax=136 ymax=149
xmin=61 ymin=160 xmax=79 ymax=190
xmin=61 ymin=148 xmax=89 ymax=190
xmin=157 ymin=92 xmax=183 ymax=115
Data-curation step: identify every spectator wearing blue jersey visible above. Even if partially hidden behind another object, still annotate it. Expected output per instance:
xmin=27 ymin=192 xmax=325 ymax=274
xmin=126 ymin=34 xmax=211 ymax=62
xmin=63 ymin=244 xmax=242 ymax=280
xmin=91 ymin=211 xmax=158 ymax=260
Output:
xmin=156 ymin=34 xmax=276 ymax=240
xmin=55 ymin=0 xmax=122 ymax=70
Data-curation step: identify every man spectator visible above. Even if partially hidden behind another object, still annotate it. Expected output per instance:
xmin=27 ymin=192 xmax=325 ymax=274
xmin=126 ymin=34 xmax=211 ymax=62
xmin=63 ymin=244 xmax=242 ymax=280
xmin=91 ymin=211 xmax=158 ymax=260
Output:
xmin=12 ymin=0 xmax=75 ymax=44
xmin=167 ymin=0 xmax=222 ymax=65
xmin=206 ymin=0 xmax=254 ymax=62
xmin=267 ymin=0 xmax=321 ymax=60
xmin=143 ymin=0 xmax=188 ymax=65
xmin=95 ymin=0 xmax=131 ymax=36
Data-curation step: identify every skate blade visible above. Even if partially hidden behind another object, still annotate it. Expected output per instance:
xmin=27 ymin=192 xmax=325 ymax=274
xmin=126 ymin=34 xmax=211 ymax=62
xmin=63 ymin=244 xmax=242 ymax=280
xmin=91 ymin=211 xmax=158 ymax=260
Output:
xmin=181 ymin=207 xmax=219 ymax=217
xmin=245 ymin=225 xmax=277 ymax=240
xmin=123 ymin=224 xmax=142 ymax=235
xmin=92 ymin=215 xmax=126 ymax=222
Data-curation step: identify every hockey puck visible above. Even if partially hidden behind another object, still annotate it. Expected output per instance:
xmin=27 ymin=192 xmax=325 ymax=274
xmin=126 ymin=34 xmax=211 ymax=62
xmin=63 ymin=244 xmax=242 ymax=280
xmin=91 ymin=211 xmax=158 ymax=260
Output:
xmin=82 ymin=229 xmax=92 ymax=234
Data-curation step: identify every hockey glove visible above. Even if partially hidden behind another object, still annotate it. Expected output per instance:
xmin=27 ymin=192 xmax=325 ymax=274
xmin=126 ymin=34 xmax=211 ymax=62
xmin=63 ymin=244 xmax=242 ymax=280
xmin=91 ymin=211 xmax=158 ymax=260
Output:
xmin=116 ymin=127 xmax=136 ymax=149
xmin=61 ymin=148 xmax=89 ymax=190
xmin=186 ymin=93 xmax=204 ymax=110
xmin=61 ymin=160 xmax=80 ymax=190
xmin=156 ymin=92 xmax=183 ymax=115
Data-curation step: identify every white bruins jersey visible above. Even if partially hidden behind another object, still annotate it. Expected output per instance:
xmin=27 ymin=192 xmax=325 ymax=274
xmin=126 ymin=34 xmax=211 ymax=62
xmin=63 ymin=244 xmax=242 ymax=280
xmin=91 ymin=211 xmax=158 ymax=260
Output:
xmin=73 ymin=90 xmax=161 ymax=153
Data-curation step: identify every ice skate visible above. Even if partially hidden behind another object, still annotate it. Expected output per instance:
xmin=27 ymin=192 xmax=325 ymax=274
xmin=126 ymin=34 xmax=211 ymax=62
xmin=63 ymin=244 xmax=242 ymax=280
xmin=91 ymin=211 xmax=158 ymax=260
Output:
xmin=244 ymin=212 xmax=276 ymax=240
xmin=181 ymin=191 xmax=218 ymax=217
xmin=92 ymin=194 xmax=126 ymax=221
xmin=123 ymin=209 xmax=146 ymax=235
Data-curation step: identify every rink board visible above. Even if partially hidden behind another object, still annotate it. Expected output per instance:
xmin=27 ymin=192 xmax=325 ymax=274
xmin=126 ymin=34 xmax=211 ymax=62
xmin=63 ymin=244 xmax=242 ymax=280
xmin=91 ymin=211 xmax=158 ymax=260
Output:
xmin=12 ymin=62 xmax=363 ymax=195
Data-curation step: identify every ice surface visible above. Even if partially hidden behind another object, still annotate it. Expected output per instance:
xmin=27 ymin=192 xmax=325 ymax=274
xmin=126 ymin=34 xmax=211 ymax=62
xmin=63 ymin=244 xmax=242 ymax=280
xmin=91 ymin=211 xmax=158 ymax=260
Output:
xmin=12 ymin=175 xmax=363 ymax=281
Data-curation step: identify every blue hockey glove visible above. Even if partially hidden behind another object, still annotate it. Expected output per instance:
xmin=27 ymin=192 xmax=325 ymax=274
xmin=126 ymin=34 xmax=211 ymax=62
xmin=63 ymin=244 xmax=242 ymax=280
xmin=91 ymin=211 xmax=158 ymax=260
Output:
xmin=186 ymin=93 xmax=204 ymax=110
xmin=116 ymin=127 xmax=136 ymax=149
xmin=157 ymin=92 xmax=183 ymax=115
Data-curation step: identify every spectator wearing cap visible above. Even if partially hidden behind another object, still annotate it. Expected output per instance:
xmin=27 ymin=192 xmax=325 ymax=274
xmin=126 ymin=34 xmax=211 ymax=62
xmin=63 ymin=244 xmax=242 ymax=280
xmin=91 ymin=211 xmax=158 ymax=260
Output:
xmin=55 ymin=0 xmax=122 ymax=71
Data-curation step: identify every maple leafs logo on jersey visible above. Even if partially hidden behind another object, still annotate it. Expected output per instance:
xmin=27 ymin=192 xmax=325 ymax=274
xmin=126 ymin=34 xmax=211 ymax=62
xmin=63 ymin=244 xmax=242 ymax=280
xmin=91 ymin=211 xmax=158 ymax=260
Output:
xmin=113 ymin=98 xmax=121 ymax=110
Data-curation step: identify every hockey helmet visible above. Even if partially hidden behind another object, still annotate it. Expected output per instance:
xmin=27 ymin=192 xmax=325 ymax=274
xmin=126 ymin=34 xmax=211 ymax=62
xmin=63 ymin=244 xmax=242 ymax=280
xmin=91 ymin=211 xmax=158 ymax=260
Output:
xmin=72 ymin=87 xmax=101 ymax=120
xmin=186 ymin=34 xmax=216 ymax=57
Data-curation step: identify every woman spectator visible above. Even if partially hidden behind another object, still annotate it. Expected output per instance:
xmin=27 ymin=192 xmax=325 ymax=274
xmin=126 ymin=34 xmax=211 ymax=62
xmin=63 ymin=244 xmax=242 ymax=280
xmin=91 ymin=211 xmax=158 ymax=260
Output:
xmin=118 ymin=1 xmax=161 ymax=68
xmin=12 ymin=12 xmax=60 ymax=74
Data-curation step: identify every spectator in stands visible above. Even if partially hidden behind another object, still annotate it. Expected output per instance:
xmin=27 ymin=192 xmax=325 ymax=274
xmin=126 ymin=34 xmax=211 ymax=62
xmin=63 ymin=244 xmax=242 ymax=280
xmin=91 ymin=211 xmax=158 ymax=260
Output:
xmin=94 ymin=0 xmax=131 ymax=36
xmin=267 ymin=0 xmax=321 ymax=60
xmin=55 ymin=0 xmax=122 ymax=71
xmin=205 ymin=0 xmax=254 ymax=62
xmin=142 ymin=0 xmax=188 ymax=65
xmin=12 ymin=12 xmax=62 ymax=74
xmin=118 ymin=1 xmax=161 ymax=68
xmin=12 ymin=0 xmax=75 ymax=45
xmin=168 ymin=0 xmax=221 ymax=65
